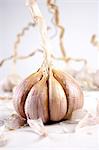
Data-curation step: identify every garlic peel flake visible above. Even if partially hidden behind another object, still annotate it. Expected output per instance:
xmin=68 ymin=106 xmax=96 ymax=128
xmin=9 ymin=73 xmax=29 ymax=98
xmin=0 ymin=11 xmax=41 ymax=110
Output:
xmin=27 ymin=118 xmax=48 ymax=137
xmin=75 ymin=113 xmax=99 ymax=132
xmin=0 ymin=126 xmax=8 ymax=147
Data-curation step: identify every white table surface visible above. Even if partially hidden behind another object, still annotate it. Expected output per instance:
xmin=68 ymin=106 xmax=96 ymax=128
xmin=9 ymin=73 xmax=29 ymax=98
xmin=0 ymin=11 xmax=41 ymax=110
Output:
xmin=0 ymin=91 xmax=99 ymax=150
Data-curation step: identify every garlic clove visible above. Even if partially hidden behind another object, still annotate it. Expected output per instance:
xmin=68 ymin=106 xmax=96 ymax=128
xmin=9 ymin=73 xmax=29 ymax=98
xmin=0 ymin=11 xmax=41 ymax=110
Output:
xmin=53 ymin=69 xmax=84 ymax=119
xmin=49 ymin=70 xmax=67 ymax=121
xmin=13 ymin=69 xmax=43 ymax=118
xmin=5 ymin=114 xmax=26 ymax=130
xmin=1 ymin=73 xmax=21 ymax=92
xmin=25 ymin=75 xmax=49 ymax=123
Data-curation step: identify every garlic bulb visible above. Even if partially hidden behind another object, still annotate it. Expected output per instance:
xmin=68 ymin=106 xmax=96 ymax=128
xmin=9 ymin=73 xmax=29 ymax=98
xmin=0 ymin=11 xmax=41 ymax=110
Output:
xmin=13 ymin=68 xmax=83 ymax=124
xmin=13 ymin=0 xmax=84 ymax=124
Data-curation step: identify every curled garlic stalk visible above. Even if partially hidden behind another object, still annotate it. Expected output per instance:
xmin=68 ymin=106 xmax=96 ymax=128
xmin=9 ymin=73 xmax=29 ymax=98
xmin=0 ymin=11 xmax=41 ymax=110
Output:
xmin=46 ymin=0 xmax=66 ymax=59
xmin=26 ymin=0 xmax=52 ymax=69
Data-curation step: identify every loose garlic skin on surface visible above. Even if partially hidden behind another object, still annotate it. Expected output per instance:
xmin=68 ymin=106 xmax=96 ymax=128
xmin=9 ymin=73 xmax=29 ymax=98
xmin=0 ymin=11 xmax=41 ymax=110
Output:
xmin=13 ymin=68 xmax=84 ymax=124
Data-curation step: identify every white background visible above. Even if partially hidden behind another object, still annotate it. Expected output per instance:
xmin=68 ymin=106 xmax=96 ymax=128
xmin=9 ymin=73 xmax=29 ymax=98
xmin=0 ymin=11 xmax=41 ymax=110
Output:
xmin=0 ymin=0 xmax=99 ymax=79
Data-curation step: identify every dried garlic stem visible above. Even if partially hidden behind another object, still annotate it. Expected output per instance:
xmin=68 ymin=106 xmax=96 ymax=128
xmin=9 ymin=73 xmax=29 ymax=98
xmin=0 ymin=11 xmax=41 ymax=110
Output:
xmin=0 ymin=49 xmax=42 ymax=67
xmin=13 ymin=22 xmax=35 ymax=64
xmin=26 ymin=0 xmax=53 ymax=68
xmin=11 ymin=22 xmax=35 ymax=74
xmin=47 ymin=0 xmax=66 ymax=58
xmin=91 ymin=34 xmax=99 ymax=48
xmin=18 ymin=49 xmax=43 ymax=59
xmin=0 ymin=96 xmax=12 ymax=100
xmin=0 ymin=50 xmax=87 ymax=68
xmin=0 ymin=55 xmax=13 ymax=67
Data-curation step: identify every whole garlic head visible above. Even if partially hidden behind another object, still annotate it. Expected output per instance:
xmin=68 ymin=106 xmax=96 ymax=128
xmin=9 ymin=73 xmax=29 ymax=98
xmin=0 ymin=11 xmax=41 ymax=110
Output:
xmin=13 ymin=68 xmax=84 ymax=124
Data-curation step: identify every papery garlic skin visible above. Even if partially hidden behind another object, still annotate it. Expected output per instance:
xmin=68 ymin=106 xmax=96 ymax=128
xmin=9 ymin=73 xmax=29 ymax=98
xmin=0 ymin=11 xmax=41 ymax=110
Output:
xmin=5 ymin=114 xmax=26 ymax=130
xmin=53 ymin=69 xmax=84 ymax=119
xmin=13 ymin=68 xmax=84 ymax=124
xmin=25 ymin=75 xmax=49 ymax=123
xmin=49 ymin=72 xmax=67 ymax=121
xmin=13 ymin=69 xmax=42 ymax=118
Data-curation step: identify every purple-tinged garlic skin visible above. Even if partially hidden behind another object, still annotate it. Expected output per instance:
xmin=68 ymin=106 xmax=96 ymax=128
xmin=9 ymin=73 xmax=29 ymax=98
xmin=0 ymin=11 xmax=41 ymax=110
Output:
xmin=53 ymin=69 xmax=84 ymax=119
xmin=49 ymin=72 xmax=67 ymax=121
xmin=5 ymin=114 xmax=26 ymax=130
xmin=25 ymin=76 xmax=49 ymax=123
xmin=13 ymin=68 xmax=84 ymax=124
xmin=13 ymin=69 xmax=42 ymax=118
